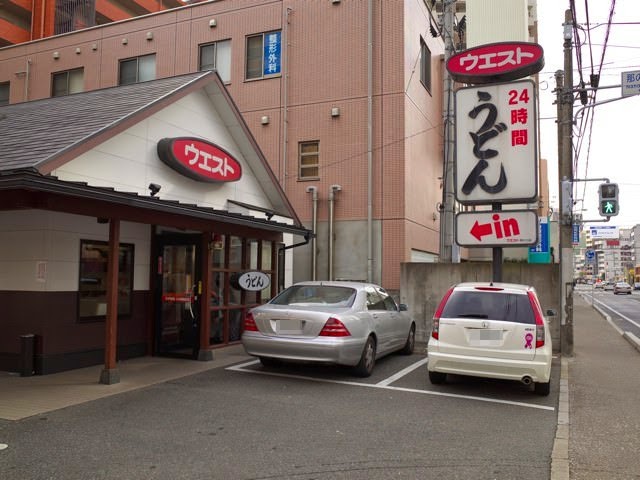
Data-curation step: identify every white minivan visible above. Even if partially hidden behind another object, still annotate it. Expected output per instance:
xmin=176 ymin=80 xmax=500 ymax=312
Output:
xmin=427 ymin=282 xmax=553 ymax=395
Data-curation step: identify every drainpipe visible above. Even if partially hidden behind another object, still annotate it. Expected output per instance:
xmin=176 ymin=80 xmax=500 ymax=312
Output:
xmin=328 ymin=184 xmax=342 ymax=281
xmin=366 ymin=0 xmax=373 ymax=282
xmin=306 ymin=186 xmax=318 ymax=280
xmin=24 ymin=59 xmax=31 ymax=102
xmin=281 ymin=7 xmax=293 ymax=190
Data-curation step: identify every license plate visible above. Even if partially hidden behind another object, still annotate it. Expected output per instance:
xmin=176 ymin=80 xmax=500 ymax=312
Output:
xmin=276 ymin=319 xmax=302 ymax=334
xmin=470 ymin=329 xmax=502 ymax=341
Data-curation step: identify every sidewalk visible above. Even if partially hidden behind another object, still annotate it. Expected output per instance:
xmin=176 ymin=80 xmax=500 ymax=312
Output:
xmin=563 ymin=294 xmax=640 ymax=480
xmin=0 ymin=344 xmax=252 ymax=421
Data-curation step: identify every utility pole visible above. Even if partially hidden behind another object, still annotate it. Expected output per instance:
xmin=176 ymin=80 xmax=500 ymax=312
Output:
xmin=557 ymin=9 xmax=574 ymax=356
xmin=440 ymin=0 xmax=456 ymax=263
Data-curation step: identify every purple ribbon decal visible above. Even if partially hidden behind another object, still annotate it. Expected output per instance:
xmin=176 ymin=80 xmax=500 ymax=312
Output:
xmin=524 ymin=333 xmax=534 ymax=349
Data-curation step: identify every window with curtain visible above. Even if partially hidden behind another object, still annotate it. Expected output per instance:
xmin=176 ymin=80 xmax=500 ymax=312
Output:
xmin=52 ymin=68 xmax=84 ymax=97
xmin=199 ymin=40 xmax=231 ymax=83
xmin=119 ymin=54 xmax=156 ymax=86
xmin=245 ymin=31 xmax=281 ymax=80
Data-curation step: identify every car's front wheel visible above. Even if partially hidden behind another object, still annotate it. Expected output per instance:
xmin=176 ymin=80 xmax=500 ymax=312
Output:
xmin=353 ymin=336 xmax=376 ymax=377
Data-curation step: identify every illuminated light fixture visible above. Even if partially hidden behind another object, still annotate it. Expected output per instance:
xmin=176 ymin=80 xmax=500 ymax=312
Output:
xmin=209 ymin=18 xmax=217 ymax=28
xmin=52 ymin=51 xmax=60 ymax=59
xmin=146 ymin=31 xmax=153 ymax=41
xmin=261 ymin=116 xmax=270 ymax=125
xmin=331 ymin=107 xmax=340 ymax=117
xmin=122 ymin=38 xmax=128 ymax=45
xmin=75 ymin=47 xmax=81 ymax=54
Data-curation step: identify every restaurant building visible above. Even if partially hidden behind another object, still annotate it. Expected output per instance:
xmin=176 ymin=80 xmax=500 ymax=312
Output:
xmin=0 ymin=71 xmax=311 ymax=379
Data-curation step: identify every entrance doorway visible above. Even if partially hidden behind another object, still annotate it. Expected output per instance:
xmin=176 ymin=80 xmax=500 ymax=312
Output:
xmin=155 ymin=234 xmax=202 ymax=358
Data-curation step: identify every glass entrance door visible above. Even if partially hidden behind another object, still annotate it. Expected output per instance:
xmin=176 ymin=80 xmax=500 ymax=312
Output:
xmin=155 ymin=235 xmax=201 ymax=358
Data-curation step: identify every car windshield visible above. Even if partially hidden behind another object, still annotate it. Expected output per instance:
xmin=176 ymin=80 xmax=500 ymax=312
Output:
xmin=269 ymin=285 xmax=357 ymax=307
xmin=441 ymin=290 xmax=536 ymax=324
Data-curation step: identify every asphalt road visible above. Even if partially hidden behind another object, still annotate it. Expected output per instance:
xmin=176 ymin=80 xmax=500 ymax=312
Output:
xmin=580 ymin=287 xmax=640 ymax=338
xmin=0 ymin=352 xmax=560 ymax=480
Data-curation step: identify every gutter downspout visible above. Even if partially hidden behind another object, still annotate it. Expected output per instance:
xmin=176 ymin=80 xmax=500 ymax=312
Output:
xmin=281 ymin=7 xmax=292 ymax=190
xmin=328 ymin=184 xmax=341 ymax=281
xmin=306 ymin=186 xmax=318 ymax=280
xmin=366 ymin=0 xmax=373 ymax=283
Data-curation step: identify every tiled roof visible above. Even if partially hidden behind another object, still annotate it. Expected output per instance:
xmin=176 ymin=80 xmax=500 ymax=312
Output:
xmin=0 ymin=72 xmax=208 ymax=173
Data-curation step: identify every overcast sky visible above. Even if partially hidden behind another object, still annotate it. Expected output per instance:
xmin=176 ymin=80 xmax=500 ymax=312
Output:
xmin=536 ymin=0 xmax=640 ymax=229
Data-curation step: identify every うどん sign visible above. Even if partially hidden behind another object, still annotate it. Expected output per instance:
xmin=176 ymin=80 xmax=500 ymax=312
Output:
xmin=447 ymin=41 xmax=544 ymax=84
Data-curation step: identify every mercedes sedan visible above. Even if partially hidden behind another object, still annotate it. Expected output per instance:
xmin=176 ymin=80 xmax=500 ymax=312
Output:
xmin=241 ymin=281 xmax=416 ymax=377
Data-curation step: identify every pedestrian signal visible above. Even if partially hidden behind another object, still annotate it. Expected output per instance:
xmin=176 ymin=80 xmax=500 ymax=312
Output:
xmin=598 ymin=183 xmax=619 ymax=217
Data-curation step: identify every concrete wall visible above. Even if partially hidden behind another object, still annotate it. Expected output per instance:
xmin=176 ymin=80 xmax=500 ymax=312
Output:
xmin=400 ymin=262 xmax=560 ymax=352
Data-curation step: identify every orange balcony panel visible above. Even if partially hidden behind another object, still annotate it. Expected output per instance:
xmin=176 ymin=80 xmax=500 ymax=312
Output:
xmin=0 ymin=18 xmax=30 ymax=45
xmin=96 ymin=0 xmax=132 ymax=22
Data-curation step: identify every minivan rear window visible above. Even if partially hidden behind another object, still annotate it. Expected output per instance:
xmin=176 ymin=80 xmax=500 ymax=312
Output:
xmin=441 ymin=291 xmax=535 ymax=324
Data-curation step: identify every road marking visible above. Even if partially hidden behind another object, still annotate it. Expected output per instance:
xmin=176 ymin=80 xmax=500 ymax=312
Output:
xmin=589 ymin=296 xmax=640 ymax=330
xmin=376 ymin=357 xmax=429 ymax=386
xmin=226 ymin=360 xmax=555 ymax=412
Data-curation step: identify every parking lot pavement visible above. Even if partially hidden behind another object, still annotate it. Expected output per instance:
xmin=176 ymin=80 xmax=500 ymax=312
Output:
xmin=227 ymin=352 xmax=560 ymax=412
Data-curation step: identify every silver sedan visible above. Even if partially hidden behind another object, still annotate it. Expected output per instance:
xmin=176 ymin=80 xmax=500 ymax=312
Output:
xmin=241 ymin=281 xmax=416 ymax=377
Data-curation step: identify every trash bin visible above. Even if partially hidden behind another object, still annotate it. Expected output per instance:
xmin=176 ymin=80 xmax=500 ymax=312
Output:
xmin=20 ymin=334 xmax=35 ymax=377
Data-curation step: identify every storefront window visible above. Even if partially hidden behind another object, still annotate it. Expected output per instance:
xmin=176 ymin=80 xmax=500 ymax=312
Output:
xmin=78 ymin=240 xmax=134 ymax=320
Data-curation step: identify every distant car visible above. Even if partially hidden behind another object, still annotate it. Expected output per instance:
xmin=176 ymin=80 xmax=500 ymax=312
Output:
xmin=241 ymin=281 xmax=416 ymax=377
xmin=603 ymin=282 xmax=615 ymax=291
xmin=594 ymin=282 xmax=604 ymax=289
xmin=634 ymin=282 xmax=640 ymax=291
xmin=427 ymin=282 xmax=553 ymax=396
xmin=613 ymin=282 xmax=632 ymax=295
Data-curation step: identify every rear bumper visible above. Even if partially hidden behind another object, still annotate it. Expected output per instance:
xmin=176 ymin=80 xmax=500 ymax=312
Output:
xmin=241 ymin=333 xmax=366 ymax=367
xmin=427 ymin=350 xmax=552 ymax=383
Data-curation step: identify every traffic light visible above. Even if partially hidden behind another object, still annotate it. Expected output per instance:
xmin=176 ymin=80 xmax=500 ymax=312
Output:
xmin=598 ymin=183 xmax=619 ymax=217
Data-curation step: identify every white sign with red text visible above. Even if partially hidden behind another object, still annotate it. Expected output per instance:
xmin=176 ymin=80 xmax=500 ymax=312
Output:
xmin=456 ymin=210 xmax=538 ymax=247
xmin=455 ymin=80 xmax=538 ymax=205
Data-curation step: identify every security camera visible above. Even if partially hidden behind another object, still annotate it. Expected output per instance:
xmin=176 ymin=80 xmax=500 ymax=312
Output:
xmin=148 ymin=183 xmax=161 ymax=196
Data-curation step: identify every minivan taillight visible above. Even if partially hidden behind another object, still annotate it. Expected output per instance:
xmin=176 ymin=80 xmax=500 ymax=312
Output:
xmin=244 ymin=312 xmax=258 ymax=332
xmin=432 ymin=287 xmax=454 ymax=340
xmin=319 ymin=317 xmax=351 ymax=337
xmin=527 ymin=291 xmax=545 ymax=348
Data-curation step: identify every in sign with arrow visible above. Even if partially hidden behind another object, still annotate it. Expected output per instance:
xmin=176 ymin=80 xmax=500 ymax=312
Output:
xmin=456 ymin=210 xmax=538 ymax=247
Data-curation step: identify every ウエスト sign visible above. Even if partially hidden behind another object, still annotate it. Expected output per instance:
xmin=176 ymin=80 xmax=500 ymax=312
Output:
xmin=157 ymin=137 xmax=242 ymax=182
xmin=447 ymin=42 xmax=544 ymax=84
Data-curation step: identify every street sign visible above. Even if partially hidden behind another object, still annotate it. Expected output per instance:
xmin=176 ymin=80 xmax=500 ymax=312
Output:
xmin=585 ymin=249 xmax=595 ymax=261
xmin=455 ymin=80 xmax=538 ymax=205
xmin=456 ymin=210 xmax=538 ymax=247
xmin=572 ymin=224 xmax=580 ymax=245
xmin=528 ymin=216 xmax=550 ymax=264
xmin=621 ymin=70 xmax=640 ymax=97
xmin=589 ymin=225 xmax=619 ymax=239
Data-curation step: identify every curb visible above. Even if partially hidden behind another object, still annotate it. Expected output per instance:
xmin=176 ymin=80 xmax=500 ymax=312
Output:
xmin=550 ymin=356 xmax=570 ymax=480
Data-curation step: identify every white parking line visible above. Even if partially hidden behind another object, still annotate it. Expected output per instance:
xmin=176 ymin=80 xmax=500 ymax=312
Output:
xmin=226 ymin=359 xmax=555 ymax=412
xmin=376 ymin=357 xmax=429 ymax=386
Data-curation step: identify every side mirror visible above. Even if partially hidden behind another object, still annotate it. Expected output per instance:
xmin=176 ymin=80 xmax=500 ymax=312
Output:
xmin=399 ymin=303 xmax=408 ymax=311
